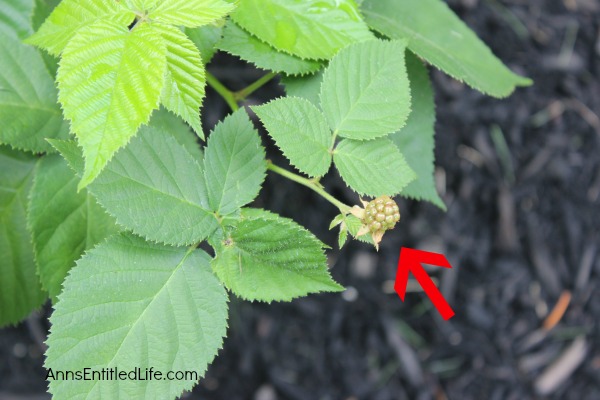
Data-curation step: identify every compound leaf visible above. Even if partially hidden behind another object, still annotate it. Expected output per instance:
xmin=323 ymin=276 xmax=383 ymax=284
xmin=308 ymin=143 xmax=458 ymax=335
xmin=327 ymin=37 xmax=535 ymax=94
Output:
xmin=362 ymin=0 xmax=532 ymax=98
xmin=148 ymin=107 xmax=203 ymax=160
xmin=25 ymin=0 xmax=134 ymax=56
xmin=57 ymin=21 xmax=167 ymax=189
xmin=211 ymin=209 xmax=343 ymax=302
xmin=50 ymin=127 xmax=218 ymax=246
xmin=0 ymin=35 xmax=69 ymax=153
xmin=149 ymin=0 xmax=234 ymax=28
xmin=320 ymin=39 xmax=411 ymax=140
xmin=219 ymin=22 xmax=321 ymax=75
xmin=232 ymin=0 xmax=373 ymax=60
xmin=0 ymin=147 xmax=46 ymax=326
xmin=28 ymin=155 xmax=119 ymax=303
xmin=204 ymin=110 xmax=266 ymax=216
xmin=390 ymin=53 xmax=445 ymax=209
xmin=253 ymin=97 xmax=332 ymax=177
xmin=45 ymin=233 xmax=228 ymax=399
xmin=156 ymin=24 xmax=205 ymax=138
xmin=333 ymin=138 xmax=416 ymax=196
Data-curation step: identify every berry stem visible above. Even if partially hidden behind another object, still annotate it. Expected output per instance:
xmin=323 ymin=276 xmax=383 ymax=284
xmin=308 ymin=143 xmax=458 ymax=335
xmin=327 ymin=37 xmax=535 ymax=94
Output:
xmin=267 ymin=162 xmax=351 ymax=214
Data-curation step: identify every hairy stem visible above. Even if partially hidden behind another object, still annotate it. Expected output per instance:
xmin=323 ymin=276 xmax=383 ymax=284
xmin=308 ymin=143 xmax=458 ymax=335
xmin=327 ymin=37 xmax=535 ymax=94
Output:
xmin=234 ymin=72 xmax=277 ymax=101
xmin=206 ymin=71 xmax=239 ymax=111
xmin=267 ymin=162 xmax=351 ymax=214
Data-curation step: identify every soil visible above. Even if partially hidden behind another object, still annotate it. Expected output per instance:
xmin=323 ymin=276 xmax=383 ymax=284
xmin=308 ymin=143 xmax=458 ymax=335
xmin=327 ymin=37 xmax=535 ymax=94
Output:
xmin=1 ymin=0 xmax=599 ymax=399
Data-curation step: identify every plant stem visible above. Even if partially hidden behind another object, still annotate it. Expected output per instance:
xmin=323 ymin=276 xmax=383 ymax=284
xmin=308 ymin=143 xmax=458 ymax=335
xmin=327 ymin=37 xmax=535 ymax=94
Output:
xmin=267 ymin=162 xmax=351 ymax=214
xmin=206 ymin=71 xmax=239 ymax=111
xmin=234 ymin=72 xmax=277 ymax=101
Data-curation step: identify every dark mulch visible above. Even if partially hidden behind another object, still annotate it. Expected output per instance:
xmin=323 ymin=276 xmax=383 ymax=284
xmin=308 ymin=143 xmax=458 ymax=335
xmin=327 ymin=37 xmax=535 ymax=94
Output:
xmin=1 ymin=0 xmax=599 ymax=399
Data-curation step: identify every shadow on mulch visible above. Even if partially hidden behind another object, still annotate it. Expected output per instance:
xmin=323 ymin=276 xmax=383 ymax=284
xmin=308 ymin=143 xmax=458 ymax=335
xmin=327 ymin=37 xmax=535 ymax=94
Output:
xmin=1 ymin=0 xmax=599 ymax=399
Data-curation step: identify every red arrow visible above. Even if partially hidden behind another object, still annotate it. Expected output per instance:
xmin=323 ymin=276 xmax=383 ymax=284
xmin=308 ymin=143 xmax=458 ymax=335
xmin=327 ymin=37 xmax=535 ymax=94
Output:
xmin=395 ymin=247 xmax=455 ymax=320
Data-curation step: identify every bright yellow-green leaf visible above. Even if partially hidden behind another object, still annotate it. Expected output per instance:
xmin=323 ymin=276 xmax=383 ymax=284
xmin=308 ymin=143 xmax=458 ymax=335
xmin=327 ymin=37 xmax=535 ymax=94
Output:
xmin=57 ymin=21 xmax=166 ymax=189
xmin=149 ymin=0 xmax=234 ymax=27
xmin=156 ymin=24 xmax=206 ymax=138
xmin=25 ymin=0 xmax=134 ymax=56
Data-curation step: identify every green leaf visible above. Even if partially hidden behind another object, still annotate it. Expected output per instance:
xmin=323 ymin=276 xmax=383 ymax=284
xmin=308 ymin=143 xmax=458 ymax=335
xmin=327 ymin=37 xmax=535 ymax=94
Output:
xmin=25 ymin=0 xmax=134 ymax=56
xmin=333 ymin=138 xmax=416 ymax=196
xmin=390 ymin=53 xmax=445 ymax=210
xmin=156 ymin=24 xmax=205 ymax=138
xmin=185 ymin=24 xmax=223 ymax=63
xmin=320 ymin=39 xmax=411 ymax=140
xmin=149 ymin=0 xmax=234 ymax=27
xmin=28 ymin=155 xmax=119 ymax=303
xmin=232 ymin=0 xmax=373 ymax=60
xmin=204 ymin=110 xmax=266 ymax=215
xmin=31 ymin=0 xmax=62 ymax=76
xmin=148 ymin=107 xmax=203 ymax=160
xmin=57 ymin=21 xmax=167 ymax=189
xmin=281 ymin=70 xmax=324 ymax=107
xmin=45 ymin=233 xmax=228 ymax=399
xmin=219 ymin=22 xmax=321 ymax=75
xmin=31 ymin=0 xmax=61 ymax=32
xmin=361 ymin=0 xmax=532 ymax=98
xmin=345 ymin=214 xmax=373 ymax=244
xmin=51 ymin=127 xmax=218 ymax=246
xmin=0 ymin=0 xmax=34 ymax=39
xmin=253 ymin=97 xmax=332 ymax=177
xmin=329 ymin=214 xmax=345 ymax=230
xmin=0 ymin=147 xmax=46 ymax=326
xmin=338 ymin=225 xmax=348 ymax=249
xmin=211 ymin=209 xmax=343 ymax=302
xmin=0 ymin=35 xmax=69 ymax=153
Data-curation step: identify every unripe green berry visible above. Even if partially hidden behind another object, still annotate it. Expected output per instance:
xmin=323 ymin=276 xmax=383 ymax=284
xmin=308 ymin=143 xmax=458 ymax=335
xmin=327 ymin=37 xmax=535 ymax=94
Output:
xmin=363 ymin=195 xmax=401 ymax=234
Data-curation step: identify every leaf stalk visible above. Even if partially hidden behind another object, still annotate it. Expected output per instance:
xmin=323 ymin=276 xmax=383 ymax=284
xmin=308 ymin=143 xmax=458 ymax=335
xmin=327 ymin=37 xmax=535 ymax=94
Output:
xmin=266 ymin=162 xmax=351 ymax=214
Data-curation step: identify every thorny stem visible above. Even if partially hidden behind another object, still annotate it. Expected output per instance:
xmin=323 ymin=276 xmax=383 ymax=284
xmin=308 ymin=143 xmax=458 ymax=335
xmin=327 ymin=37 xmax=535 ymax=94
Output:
xmin=207 ymin=73 xmax=352 ymax=215
xmin=234 ymin=72 xmax=277 ymax=101
xmin=267 ymin=162 xmax=351 ymax=214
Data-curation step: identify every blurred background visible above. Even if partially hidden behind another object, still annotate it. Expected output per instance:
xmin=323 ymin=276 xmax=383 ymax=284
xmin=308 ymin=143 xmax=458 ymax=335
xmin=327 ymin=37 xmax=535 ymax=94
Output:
xmin=1 ymin=0 xmax=599 ymax=399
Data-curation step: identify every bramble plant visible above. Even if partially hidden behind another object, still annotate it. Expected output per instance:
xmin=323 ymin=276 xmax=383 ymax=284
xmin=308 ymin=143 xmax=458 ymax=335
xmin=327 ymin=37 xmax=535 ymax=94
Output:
xmin=0 ymin=0 xmax=531 ymax=397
